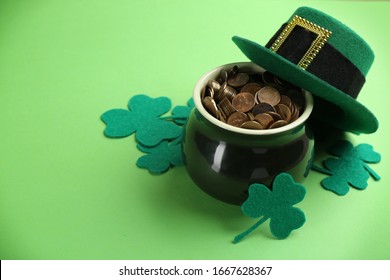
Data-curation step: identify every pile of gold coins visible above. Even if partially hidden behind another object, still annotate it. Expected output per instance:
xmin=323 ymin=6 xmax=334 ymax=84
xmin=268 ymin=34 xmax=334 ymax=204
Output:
xmin=201 ymin=65 xmax=305 ymax=130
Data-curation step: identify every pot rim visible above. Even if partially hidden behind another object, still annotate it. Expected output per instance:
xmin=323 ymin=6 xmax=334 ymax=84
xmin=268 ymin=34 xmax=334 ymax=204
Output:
xmin=193 ymin=62 xmax=314 ymax=136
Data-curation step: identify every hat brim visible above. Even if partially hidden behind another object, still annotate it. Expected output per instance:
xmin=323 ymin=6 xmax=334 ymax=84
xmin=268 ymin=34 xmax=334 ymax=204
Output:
xmin=232 ymin=35 xmax=379 ymax=134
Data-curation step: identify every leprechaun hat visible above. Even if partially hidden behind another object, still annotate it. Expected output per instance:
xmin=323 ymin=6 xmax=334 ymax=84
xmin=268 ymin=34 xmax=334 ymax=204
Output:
xmin=232 ymin=6 xmax=378 ymax=134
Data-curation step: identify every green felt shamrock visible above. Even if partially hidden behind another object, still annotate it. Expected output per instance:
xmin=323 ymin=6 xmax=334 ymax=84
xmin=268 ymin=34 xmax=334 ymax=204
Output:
xmin=136 ymin=140 xmax=184 ymax=173
xmin=101 ymin=95 xmax=182 ymax=147
xmin=233 ymin=173 xmax=306 ymax=243
xmin=312 ymin=140 xmax=381 ymax=196
xmin=170 ymin=98 xmax=195 ymax=125
xmin=303 ymin=147 xmax=315 ymax=178
xmin=101 ymin=95 xmax=194 ymax=173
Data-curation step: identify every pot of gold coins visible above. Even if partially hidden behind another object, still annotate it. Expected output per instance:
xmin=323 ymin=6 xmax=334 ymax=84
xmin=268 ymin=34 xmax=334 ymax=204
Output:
xmin=182 ymin=62 xmax=314 ymax=205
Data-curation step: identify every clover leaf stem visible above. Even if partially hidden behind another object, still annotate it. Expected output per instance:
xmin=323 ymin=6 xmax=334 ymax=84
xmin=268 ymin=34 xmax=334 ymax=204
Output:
xmin=233 ymin=216 xmax=269 ymax=244
xmin=170 ymin=136 xmax=182 ymax=146
xmin=160 ymin=116 xmax=187 ymax=121
xmin=363 ymin=163 xmax=381 ymax=181
xmin=311 ymin=164 xmax=333 ymax=176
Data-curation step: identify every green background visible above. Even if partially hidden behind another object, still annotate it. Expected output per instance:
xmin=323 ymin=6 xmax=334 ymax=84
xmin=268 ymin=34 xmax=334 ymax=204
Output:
xmin=1 ymin=0 xmax=389 ymax=259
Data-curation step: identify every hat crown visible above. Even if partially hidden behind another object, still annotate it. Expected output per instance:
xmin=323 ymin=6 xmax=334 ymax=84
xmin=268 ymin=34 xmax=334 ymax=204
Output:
xmin=231 ymin=6 xmax=378 ymax=134
xmin=292 ymin=6 xmax=374 ymax=76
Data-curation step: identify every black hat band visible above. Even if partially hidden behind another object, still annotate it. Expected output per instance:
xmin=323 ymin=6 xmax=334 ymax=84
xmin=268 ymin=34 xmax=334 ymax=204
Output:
xmin=265 ymin=18 xmax=365 ymax=99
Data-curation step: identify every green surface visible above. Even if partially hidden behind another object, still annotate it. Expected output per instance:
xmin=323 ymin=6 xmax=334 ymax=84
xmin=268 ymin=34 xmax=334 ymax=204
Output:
xmin=1 ymin=0 xmax=389 ymax=259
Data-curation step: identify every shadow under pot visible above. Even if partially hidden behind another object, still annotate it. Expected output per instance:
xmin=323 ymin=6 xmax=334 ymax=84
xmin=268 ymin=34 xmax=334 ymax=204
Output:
xmin=182 ymin=62 xmax=314 ymax=205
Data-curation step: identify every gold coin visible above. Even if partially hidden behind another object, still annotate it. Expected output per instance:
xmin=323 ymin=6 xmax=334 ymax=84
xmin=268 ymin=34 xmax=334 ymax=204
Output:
xmin=227 ymin=112 xmax=249 ymax=127
xmin=228 ymin=65 xmax=239 ymax=78
xmin=219 ymin=69 xmax=228 ymax=83
xmin=252 ymin=103 xmax=275 ymax=116
xmin=240 ymin=83 xmax=262 ymax=95
xmin=279 ymin=95 xmax=292 ymax=108
xmin=202 ymin=96 xmax=219 ymax=118
xmin=267 ymin=111 xmax=283 ymax=121
xmin=218 ymin=97 xmax=236 ymax=118
xmin=254 ymin=113 xmax=274 ymax=128
xmin=290 ymin=103 xmax=300 ymax=123
xmin=256 ymin=86 xmax=281 ymax=106
xmin=231 ymin=92 xmax=255 ymax=112
xmin=274 ymin=76 xmax=287 ymax=87
xmin=223 ymin=85 xmax=237 ymax=101
xmin=240 ymin=120 xmax=264 ymax=130
xmin=218 ymin=111 xmax=226 ymax=123
xmin=201 ymin=85 xmax=214 ymax=100
xmin=262 ymin=71 xmax=275 ymax=84
xmin=201 ymin=66 xmax=306 ymax=130
xmin=269 ymin=120 xmax=288 ymax=129
xmin=275 ymin=104 xmax=292 ymax=122
xmin=228 ymin=73 xmax=250 ymax=87
xmin=246 ymin=112 xmax=255 ymax=121
xmin=215 ymin=82 xmax=227 ymax=103
xmin=207 ymin=79 xmax=221 ymax=93
xmin=286 ymin=88 xmax=304 ymax=110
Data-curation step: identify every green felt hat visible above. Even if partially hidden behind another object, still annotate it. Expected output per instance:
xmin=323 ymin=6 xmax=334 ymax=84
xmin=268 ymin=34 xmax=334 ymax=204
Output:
xmin=232 ymin=6 xmax=378 ymax=134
